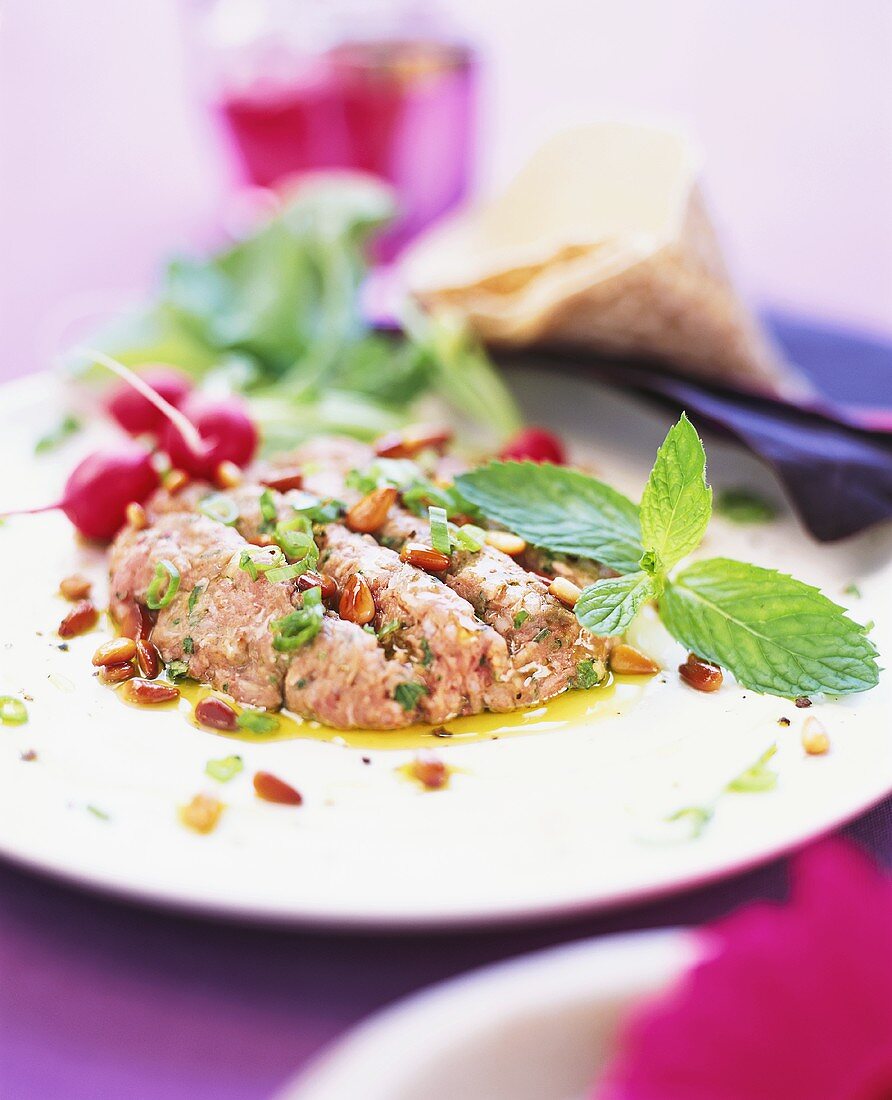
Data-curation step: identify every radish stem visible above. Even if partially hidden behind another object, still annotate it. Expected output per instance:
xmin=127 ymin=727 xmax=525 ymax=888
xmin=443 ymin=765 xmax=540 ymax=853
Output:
xmin=75 ymin=346 xmax=205 ymax=455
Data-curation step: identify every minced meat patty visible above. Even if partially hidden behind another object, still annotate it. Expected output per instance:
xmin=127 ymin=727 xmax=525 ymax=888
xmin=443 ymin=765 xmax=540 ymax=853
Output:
xmin=113 ymin=434 xmax=614 ymax=729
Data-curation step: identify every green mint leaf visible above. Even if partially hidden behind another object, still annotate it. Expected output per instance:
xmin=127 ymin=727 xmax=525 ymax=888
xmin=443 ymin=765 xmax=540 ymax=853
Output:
xmin=639 ymin=414 xmax=712 ymax=572
xmin=576 ymin=571 xmax=661 ymax=637
xmin=660 ymin=558 xmax=879 ymax=697
xmin=455 ymin=462 xmax=642 ymax=573
xmin=716 ymin=487 xmax=778 ymax=524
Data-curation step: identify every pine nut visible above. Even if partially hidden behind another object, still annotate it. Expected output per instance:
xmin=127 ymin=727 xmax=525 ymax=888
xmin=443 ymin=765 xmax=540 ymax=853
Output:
xmin=261 ymin=469 xmax=304 ymax=493
xmin=166 ymin=468 xmax=189 ymax=495
xmin=59 ymin=574 xmax=92 ymax=601
xmin=92 ymin=637 xmax=137 ymax=667
xmin=117 ymin=601 xmax=151 ymax=641
xmin=125 ymin=501 xmax=147 ymax=530
xmin=254 ymin=771 xmax=303 ymax=805
xmin=609 ymin=643 xmax=660 ymax=675
xmin=484 ymin=530 xmax=527 ymax=556
xmin=409 ymin=752 xmax=449 ymax=790
xmin=339 ymin=574 xmax=376 ymax=625
xmin=195 ymin=696 xmax=238 ymax=732
xmin=297 ymin=570 xmax=339 ymax=603
xmin=374 ymin=425 xmax=453 ymax=458
xmin=59 ymin=600 xmax=99 ymax=638
xmin=179 ymin=793 xmax=224 ymax=834
xmin=802 ymin=716 xmax=830 ymax=755
xmin=400 ymin=542 xmax=451 ymax=574
xmin=135 ymin=638 xmax=161 ymax=679
xmin=679 ymin=653 xmax=723 ymax=692
xmin=345 ymin=487 xmax=398 ymax=534
xmin=123 ymin=678 xmax=180 ymax=705
xmin=215 ymin=460 xmax=243 ymax=489
xmin=99 ymin=662 xmax=136 ymax=685
xmin=548 ymin=576 xmax=582 ymax=608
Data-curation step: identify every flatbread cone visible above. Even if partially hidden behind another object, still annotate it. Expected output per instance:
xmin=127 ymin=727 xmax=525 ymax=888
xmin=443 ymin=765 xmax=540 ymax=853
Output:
xmin=402 ymin=123 xmax=801 ymax=396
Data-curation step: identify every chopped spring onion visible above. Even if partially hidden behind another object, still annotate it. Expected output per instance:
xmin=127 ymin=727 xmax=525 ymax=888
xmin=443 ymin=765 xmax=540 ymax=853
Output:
xmin=198 ymin=493 xmax=239 ymax=526
xmin=274 ymin=515 xmax=320 ymax=570
xmin=450 ymin=523 xmax=483 ymax=552
xmin=146 ymin=560 xmax=181 ymax=609
xmin=428 ymin=506 xmax=451 ymax=556
xmin=259 ymin=488 xmax=278 ymax=530
xmin=236 ymin=710 xmax=279 ymax=735
xmin=728 ymin=745 xmax=779 ymax=792
xmin=239 ymin=546 xmax=287 ymax=581
xmin=238 ymin=550 xmax=259 ymax=581
xmin=266 ymin=560 xmax=313 ymax=584
xmin=205 ymin=755 xmax=243 ymax=782
xmin=270 ymin=586 xmax=324 ymax=652
xmin=294 ymin=498 xmax=346 ymax=524
xmin=0 ymin=696 xmax=28 ymax=725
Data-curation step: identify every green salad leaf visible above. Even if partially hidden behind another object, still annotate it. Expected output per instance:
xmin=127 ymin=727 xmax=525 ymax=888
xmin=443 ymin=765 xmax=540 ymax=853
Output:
xmin=660 ymin=558 xmax=879 ymax=696
xmin=639 ymin=413 xmax=712 ymax=571
xmin=455 ymin=461 xmax=643 ymax=573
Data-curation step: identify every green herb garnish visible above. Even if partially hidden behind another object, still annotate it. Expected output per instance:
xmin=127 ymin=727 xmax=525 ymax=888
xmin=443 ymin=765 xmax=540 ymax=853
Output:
xmin=146 ymin=560 xmax=181 ymax=610
xmin=86 ymin=804 xmax=110 ymax=821
xmin=238 ymin=550 xmax=259 ymax=581
xmin=513 ymin=610 xmax=529 ymax=629
xmin=198 ymin=493 xmax=240 ymax=526
xmin=0 ymin=696 xmax=28 ymax=725
xmin=295 ymin=498 xmax=346 ymax=524
xmin=35 ymin=414 xmax=81 ymax=455
xmin=716 ymin=488 xmax=778 ymax=525
xmin=575 ymin=659 xmax=603 ymax=690
xmin=394 ymin=681 xmax=428 ymax=711
xmin=183 ymin=636 xmax=194 ymax=655
xmin=429 ymin=506 xmax=451 ymax=556
xmin=188 ymin=582 xmax=206 ymax=615
xmin=450 ymin=523 xmax=483 ymax=552
xmin=259 ymin=488 xmax=278 ymax=531
xmin=456 ymin=462 xmax=642 ymax=573
xmin=460 ymin=416 xmax=879 ymax=700
xmin=166 ymin=659 xmax=190 ymax=681
xmin=378 ymin=620 xmax=401 ymax=640
xmin=728 ymin=745 xmax=778 ymax=792
xmin=236 ymin=710 xmax=279 ymax=735
xmin=273 ymin=514 xmax=319 ymax=572
xmin=205 ymin=755 xmax=244 ymax=782
xmin=270 ymin=586 xmax=324 ymax=652
xmin=420 ymin=638 xmax=434 ymax=668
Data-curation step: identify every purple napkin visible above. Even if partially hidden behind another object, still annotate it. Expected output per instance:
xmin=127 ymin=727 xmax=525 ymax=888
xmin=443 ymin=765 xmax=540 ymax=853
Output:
xmin=510 ymin=315 xmax=892 ymax=542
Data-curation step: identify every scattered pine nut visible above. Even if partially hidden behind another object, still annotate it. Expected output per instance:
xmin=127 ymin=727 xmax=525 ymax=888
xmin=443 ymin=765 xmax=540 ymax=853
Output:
xmin=802 ymin=716 xmax=830 ymax=755
xmin=179 ymin=793 xmax=224 ymax=834
xmin=215 ymin=460 xmax=243 ymax=489
xmin=125 ymin=501 xmax=147 ymax=530
xmin=610 ymin=643 xmax=660 ymax=675
xmin=548 ymin=576 xmax=582 ymax=609
xmin=92 ymin=637 xmax=137 ymax=667
xmin=59 ymin=574 xmax=92 ymax=601
xmin=484 ymin=530 xmax=527 ymax=557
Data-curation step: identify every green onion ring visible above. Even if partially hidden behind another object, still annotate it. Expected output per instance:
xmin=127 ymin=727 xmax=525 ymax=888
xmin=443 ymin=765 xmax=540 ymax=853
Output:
xmin=146 ymin=560 xmax=181 ymax=610
xmin=450 ymin=523 xmax=483 ymax=552
xmin=0 ymin=696 xmax=28 ymax=725
xmin=198 ymin=494 xmax=239 ymax=526
xmin=428 ymin=505 xmax=452 ymax=556
xmin=266 ymin=561 xmax=313 ymax=584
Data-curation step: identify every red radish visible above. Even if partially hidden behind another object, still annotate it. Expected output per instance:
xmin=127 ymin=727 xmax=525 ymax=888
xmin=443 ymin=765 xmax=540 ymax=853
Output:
xmin=106 ymin=365 xmax=192 ymax=435
xmin=499 ymin=427 xmax=566 ymax=465
xmin=0 ymin=442 xmax=159 ymax=540
xmin=160 ymin=395 xmax=258 ymax=480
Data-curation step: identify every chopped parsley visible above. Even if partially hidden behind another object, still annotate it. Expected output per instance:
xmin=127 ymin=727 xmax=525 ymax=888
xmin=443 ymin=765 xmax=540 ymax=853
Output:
xmin=166 ymin=659 xmax=190 ymax=681
xmin=420 ymin=638 xmax=434 ymax=668
xmin=532 ymin=628 xmax=551 ymax=644
xmin=188 ymin=583 xmax=205 ymax=615
xmin=183 ymin=636 xmax=194 ymax=654
xmin=394 ymin=681 xmax=428 ymax=712
xmin=575 ymin=659 xmax=602 ymax=690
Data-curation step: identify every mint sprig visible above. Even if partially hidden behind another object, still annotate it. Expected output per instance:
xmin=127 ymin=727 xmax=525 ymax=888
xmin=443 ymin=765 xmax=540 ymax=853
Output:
xmin=455 ymin=462 xmax=643 ymax=573
xmin=458 ymin=417 xmax=879 ymax=699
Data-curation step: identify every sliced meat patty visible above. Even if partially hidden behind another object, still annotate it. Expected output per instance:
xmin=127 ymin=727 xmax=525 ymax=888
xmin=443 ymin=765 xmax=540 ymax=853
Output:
xmin=318 ymin=524 xmax=510 ymax=721
xmin=109 ymin=512 xmax=424 ymax=726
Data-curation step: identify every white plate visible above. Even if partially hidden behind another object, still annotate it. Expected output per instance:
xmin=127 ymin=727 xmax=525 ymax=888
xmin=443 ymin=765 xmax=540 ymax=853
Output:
xmin=282 ymin=929 xmax=699 ymax=1100
xmin=0 ymin=369 xmax=889 ymax=928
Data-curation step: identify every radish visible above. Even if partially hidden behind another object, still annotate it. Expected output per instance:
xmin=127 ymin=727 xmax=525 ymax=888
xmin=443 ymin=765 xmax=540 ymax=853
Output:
xmin=1 ymin=442 xmax=159 ymax=540
xmin=499 ymin=427 xmax=566 ymax=465
xmin=160 ymin=394 xmax=258 ymax=480
xmin=106 ymin=365 xmax=192 ymax=435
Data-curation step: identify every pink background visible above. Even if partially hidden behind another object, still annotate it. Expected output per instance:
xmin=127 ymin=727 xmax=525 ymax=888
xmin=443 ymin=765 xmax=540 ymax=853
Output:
xmin=1 ymin=0 xmax=890 ymax=381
